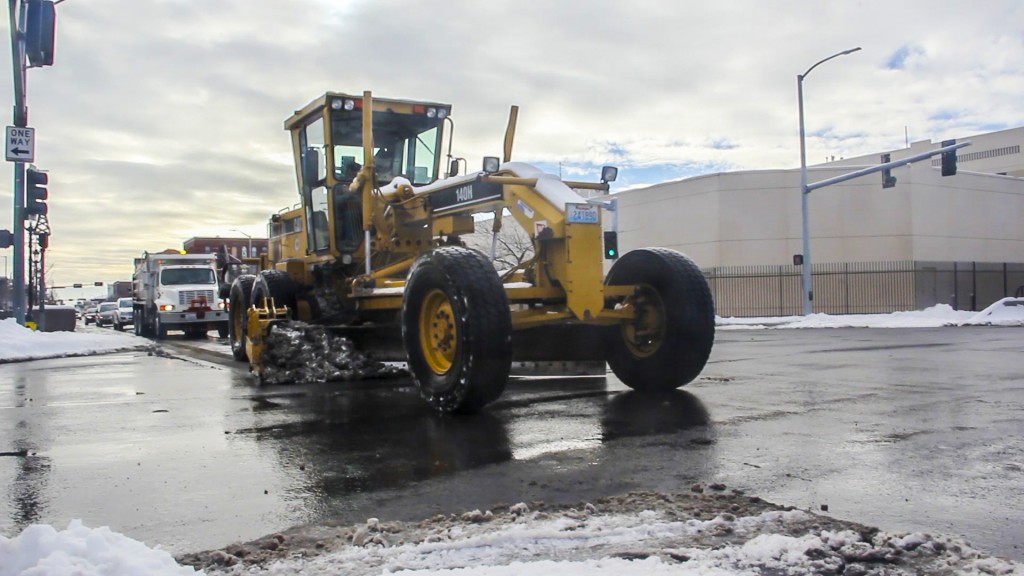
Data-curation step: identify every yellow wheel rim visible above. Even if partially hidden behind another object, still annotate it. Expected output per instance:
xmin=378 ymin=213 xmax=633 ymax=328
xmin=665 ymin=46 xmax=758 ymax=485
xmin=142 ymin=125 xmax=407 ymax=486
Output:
xmin=419 ymin=289 xmax=458 ymax=374
xmin=622 ymin=285 xmax=665 ymax=358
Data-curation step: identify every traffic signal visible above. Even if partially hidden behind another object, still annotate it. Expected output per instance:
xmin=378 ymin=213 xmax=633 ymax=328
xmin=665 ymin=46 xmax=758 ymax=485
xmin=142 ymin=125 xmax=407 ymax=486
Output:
xmin=603 ymin=230 xmax=619 ymax=260
xmin=25 ymin=167 xmax=48 ymax=216
xmin=0 ymin=229 xmax=12 ymax=249
xmin=25 ymin=0 xmax=56 ymax=67
xmin=941 ymin=139 xmax=957 ymax=176
xmin=881 ymin=153 xmax=896 ymax=188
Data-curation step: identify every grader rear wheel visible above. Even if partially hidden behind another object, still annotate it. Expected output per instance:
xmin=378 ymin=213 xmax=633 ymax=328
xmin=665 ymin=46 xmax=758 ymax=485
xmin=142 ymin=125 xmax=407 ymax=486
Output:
xmin=605 ymin=248 xmax=715 ymax=391
xmin=402 ymin=247 xmax=512 ymax=414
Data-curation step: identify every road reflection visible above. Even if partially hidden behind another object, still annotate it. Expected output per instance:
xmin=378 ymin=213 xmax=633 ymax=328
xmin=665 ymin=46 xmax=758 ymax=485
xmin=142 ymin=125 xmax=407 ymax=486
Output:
xmin=3 ymin=371 xmax=52 ymax=535
xmin=601 ymin=390 xmax=712 ymax=440
xmin=230 ymin=377 xmax=512 ymax=510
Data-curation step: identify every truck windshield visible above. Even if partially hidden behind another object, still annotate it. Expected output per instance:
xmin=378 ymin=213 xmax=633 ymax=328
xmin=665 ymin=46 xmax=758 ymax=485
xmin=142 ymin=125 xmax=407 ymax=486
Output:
xmin=161 ymin=268 xmax=215 ymax=286
xmin=331 ymin=109 xmax=444 ymax=186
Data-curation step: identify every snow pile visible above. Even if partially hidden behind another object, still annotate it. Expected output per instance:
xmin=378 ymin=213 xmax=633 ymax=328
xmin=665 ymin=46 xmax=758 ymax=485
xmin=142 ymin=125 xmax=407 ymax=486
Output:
xmin=0 ymin=318 xmax=150 ymax=363
xmin=962 ymin=297 xmax=1024 ymax=326
xmin=717 ymin=303 xmax=1024 ymax=329
xmin=194 ymin=504 xmax=1021 ymax=576
xmin=0 ymin=520 xmax=200 ymax=576
xmin=5 ymin=492 xmax=1012 ymax=576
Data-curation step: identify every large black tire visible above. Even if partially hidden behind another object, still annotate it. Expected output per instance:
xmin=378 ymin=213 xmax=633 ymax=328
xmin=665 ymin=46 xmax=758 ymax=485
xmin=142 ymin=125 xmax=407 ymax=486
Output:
xmin=155 ymin=315 xmax=168 ymax=340
xmin=250 ymin=270 xmax=298 ymax=314
xmin=402 ymin=247 xmax=512 ymax=414
xmin=605 ymin=248 xmax=715 ymax=391
xmin=229 ymin=275 xmax=257 ymax=361
xmin=134 ymin=314 xmax=142 ymax=336
xmin=217 ymin=323 xmax=229 ymax=339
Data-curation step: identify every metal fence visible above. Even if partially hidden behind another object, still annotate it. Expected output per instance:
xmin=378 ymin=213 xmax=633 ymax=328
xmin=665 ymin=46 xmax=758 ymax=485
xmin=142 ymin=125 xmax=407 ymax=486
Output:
xmin=704 ymin=260 xmax=1024 ymax=318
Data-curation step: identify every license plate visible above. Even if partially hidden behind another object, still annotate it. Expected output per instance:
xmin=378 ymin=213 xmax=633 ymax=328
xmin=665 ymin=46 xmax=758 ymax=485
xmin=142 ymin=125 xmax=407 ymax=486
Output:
xmin=567 ymin=203 xmax=599 ymax=224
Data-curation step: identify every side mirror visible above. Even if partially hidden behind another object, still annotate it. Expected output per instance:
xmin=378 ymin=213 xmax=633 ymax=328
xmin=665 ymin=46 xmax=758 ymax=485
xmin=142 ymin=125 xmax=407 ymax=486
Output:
xmin=449 ymin=159 xmax=460 ymax=177
xmin=302 ymin=148 xmax=320 ymax=185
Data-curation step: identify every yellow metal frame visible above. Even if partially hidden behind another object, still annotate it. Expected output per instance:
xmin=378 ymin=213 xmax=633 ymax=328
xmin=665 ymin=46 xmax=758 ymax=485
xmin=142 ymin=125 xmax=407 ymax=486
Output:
xmin=246 ymin=90 xmax=639 ymax=368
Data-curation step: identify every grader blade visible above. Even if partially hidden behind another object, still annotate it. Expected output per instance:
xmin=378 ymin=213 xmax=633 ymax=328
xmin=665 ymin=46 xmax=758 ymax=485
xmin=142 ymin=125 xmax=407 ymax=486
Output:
xmin=244 ymin=298 xmax=290 ymax=379
xmin=509 ymin=324 xmax=609 ymax=376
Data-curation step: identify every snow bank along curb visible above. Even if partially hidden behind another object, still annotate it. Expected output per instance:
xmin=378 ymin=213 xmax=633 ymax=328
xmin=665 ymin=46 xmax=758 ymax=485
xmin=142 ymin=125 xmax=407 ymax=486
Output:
xmin=718 ymin=302 xmax=1024 ymax=330
xmin=0 ymin=318 xmax=152 ymax=364
xmin=178 ymin=489 xmax=1022 ymax=576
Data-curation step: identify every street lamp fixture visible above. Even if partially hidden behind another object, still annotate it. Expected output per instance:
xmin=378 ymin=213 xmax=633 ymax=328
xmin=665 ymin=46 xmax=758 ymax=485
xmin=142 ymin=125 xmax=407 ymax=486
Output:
xmin=798 ymin=46 xmax=861 ymax=316
xmin=230 ymin=229 xmax=253 ymax=258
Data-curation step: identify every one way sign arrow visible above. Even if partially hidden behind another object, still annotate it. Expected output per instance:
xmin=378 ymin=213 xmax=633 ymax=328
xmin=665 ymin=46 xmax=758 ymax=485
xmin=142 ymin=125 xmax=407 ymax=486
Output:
xmin=6 ymin=126 xmax=35 ymax=163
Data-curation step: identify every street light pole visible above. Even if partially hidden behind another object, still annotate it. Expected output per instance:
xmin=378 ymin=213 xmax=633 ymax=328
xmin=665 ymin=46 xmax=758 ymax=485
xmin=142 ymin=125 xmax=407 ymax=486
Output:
xmin=798 ymin=46 xmax=861 ymax=316
xmin=230 ymin=229 xmax=252 ymax=258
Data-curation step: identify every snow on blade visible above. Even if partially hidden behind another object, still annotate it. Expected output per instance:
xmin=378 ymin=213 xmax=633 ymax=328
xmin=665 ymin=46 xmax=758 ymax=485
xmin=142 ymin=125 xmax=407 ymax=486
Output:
xmin=258 ymin=321 xmax=407 ymax=385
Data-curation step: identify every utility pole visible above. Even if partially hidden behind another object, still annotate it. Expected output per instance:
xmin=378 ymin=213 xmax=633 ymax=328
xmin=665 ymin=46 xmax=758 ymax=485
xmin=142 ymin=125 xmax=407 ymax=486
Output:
xmin=4 ymin=0 xmax=55 ymax=325
xmin=7 ymin=0 xmax=29 ymax=324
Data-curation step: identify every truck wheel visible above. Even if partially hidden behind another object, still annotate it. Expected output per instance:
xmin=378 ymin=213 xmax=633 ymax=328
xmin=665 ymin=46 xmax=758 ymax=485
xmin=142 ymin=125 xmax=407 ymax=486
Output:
xmin=402 ymin=247 xmax=512 ymax=414
xmin=155 ymin=315 xmax=168 ymax=340
xmin=217 ymin=324 xmax=228 ymax=339
xmin=229 ymin=275 xmax=257 ymax=361
xmin=134 ymin=316 xmax=142 ymax=336
xmin=605 ymin=248 xmax=715 ymax=391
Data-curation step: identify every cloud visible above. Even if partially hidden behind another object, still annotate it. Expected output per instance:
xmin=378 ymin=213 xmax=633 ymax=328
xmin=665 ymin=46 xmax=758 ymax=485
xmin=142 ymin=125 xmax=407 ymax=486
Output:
xmin=0 ymin=0 xmax=1022 ymax=287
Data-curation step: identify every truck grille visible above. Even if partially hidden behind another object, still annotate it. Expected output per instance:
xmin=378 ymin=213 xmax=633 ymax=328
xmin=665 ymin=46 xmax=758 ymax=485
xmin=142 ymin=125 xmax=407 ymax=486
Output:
xmin=179 ymin=290 xmax=215 ymax=306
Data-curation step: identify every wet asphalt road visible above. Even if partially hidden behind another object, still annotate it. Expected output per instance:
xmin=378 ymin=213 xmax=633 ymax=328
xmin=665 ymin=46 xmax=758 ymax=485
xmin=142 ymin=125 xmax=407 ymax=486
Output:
xmin=0 ymin=326 xmax=1021 ymax=560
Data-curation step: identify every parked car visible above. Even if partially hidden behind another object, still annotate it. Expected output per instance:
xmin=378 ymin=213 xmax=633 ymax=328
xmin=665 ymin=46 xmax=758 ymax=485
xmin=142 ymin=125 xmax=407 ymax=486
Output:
xmin=83 ymin=305 xmax=98 ymax=325
xmin=96 ymin=302 xmax=118 ymax=327
xmin=113 ymin=297 xmax=134 ymax=331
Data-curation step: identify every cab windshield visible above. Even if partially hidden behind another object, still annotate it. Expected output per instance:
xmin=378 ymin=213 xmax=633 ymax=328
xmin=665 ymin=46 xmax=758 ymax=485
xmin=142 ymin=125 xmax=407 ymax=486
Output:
xmin=331 ymin=108 xmax=444 ymax=186
xmin=161 ymin=268 xmax=216 ymax=285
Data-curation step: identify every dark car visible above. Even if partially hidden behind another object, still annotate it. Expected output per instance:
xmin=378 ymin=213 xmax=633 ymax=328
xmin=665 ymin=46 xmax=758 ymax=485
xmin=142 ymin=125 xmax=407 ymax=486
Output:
xmin=96 ymin=302 xmax=118 ymax=327
xmin=83 ymin=305 xmax=98 ymax=325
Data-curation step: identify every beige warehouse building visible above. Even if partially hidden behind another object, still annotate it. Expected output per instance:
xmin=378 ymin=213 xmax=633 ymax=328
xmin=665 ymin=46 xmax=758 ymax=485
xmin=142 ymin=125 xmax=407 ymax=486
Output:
xmin=613 ymin=127 xmax=1024 ymax=316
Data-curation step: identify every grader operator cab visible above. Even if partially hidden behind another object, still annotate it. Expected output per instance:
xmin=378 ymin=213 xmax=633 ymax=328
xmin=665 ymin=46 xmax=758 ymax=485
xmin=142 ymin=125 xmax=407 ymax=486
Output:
xmin=229 ymin=91 xmax=715 ymax=414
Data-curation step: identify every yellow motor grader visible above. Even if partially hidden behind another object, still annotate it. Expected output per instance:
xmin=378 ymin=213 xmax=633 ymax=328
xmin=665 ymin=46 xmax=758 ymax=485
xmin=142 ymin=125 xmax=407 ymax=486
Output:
xmin=229 ymin=91 xmax=715 ymax=414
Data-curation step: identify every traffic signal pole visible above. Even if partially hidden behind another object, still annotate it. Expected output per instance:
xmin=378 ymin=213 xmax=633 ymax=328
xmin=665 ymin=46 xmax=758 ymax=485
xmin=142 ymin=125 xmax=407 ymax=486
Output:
xmin=8 ymin=0 xmax=29 ymax=324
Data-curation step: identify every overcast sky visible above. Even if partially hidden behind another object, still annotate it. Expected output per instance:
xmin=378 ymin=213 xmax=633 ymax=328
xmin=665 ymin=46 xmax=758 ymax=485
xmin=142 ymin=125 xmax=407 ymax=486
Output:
xmin=1 ymin=0 xmax=1022 ymax=296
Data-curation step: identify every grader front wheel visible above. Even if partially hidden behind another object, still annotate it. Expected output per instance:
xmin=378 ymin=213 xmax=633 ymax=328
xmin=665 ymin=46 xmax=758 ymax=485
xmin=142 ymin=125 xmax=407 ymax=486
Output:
xmin=228 ymin=275 xmax=256 ymax=361
xmin=402 ymin=247 xmax=512 ymax=414
xmin=606 ymin=248 xmax=715 ymax=391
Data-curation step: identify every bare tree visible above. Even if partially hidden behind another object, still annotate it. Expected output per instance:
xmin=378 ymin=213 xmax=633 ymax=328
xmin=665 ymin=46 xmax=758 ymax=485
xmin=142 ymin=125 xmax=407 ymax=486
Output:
xmin=463 ymin=212 xmax=535 ymax=272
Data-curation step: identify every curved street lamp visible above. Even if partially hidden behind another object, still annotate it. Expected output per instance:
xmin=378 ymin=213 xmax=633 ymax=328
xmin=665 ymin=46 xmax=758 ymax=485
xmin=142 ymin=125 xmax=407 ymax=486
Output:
xmin=798 ymin=46 xmax=861 ymax=316
xmin=230 ymin=229 xmax=253 ymax=258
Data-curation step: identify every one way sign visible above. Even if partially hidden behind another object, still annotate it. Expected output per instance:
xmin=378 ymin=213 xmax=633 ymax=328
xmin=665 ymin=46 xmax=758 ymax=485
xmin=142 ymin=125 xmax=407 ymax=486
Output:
xmin=6 ymin=126 xmax=35 ymax=162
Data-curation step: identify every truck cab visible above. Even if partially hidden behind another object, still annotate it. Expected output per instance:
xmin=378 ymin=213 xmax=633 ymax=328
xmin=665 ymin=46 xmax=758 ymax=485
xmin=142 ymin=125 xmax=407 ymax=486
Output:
xmin=134 ymin=253 xmax=229 ymax=339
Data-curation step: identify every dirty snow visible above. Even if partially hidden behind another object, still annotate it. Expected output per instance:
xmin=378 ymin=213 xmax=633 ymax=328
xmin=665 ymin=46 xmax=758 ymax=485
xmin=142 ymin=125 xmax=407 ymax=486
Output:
xmin=0 ymin=317 xmax=150 ymax=362
xmin=4 ymin=492 xmax=1021 ymax=576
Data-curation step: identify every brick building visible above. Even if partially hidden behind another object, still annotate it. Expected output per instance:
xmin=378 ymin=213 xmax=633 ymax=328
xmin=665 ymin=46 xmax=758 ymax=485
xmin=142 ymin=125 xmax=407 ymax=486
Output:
xmin=183 ymin=236 xmax=268 ymax=260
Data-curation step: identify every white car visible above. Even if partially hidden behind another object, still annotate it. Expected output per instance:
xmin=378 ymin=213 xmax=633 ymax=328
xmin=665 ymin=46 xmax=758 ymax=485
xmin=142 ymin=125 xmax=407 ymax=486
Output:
xmin=112 ymin=297 xmax=134 ymax=331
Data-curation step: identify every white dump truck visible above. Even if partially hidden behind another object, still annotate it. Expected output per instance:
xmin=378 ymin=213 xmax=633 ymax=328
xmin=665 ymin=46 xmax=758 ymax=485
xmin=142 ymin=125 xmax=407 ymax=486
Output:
xmin=132 ymin=251 xmax=229 ymax=339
